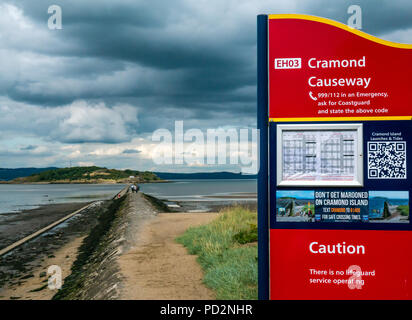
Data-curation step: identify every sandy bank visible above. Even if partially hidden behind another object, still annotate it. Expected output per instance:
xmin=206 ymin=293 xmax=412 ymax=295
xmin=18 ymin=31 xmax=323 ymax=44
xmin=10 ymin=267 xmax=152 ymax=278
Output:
xmin=0 ymin=236 xmax=84 ymax=300
xmin=0 ymin=201 xmax=109 ymax=296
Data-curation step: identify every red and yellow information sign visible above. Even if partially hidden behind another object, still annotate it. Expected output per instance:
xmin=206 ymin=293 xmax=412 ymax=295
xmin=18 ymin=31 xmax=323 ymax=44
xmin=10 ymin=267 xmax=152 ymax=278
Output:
xmin=266 ymin=14 xmax=412 ymax=300
xmin=268 ymin=14 xmax=412 ymax=122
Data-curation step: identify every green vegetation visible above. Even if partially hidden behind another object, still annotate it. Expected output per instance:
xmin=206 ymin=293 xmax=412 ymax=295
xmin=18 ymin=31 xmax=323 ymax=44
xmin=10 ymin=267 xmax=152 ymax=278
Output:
xmin=303 ymin=203 xmax=315 ymax=216
xmin=13 ymin=166 xmax=161 ymax=183
xmin=383 ymin=201 xmax=391 ymax=218
xmin=286 ymin=200 xmax=295 ymax=216
xmin=233 ymin=224 xmax=257 ymax=244
xmin=398 ymin=205 xmax=409 ymax=217
xmin=176 ymin=206 xmax=257 ymax=300
xmin=303 ymin=204 xmax=314 ymax=211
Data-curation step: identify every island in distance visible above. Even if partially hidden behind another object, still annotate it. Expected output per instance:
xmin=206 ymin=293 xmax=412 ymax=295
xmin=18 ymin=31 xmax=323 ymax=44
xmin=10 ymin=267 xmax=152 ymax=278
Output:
xmin=0 ymin=166 xmax=162 ymax=184
xmin=0 ymin=167 xmax=257 ymax=184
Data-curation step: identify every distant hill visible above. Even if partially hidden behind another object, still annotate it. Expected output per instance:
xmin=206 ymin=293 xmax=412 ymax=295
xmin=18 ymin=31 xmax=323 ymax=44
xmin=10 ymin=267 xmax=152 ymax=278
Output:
xmin=154 ymin=171 xmax=257 ymax=180
xmin=0 ymin=167 xmax=256 ymax=182
xmin=6 ymin=166 xmax=161 ymax=184
xmin=0 ymin=167 xmax=57 ymax=181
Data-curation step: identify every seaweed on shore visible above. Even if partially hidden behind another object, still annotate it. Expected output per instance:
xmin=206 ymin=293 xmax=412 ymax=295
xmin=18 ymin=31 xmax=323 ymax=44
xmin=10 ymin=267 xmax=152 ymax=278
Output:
xmin=142 ymin=193 xmax=172 ymax=212
xmin=29 ymin=283 xmax=48 ymax=292
xmin=52 ymin=194 xmax=126 ymax=300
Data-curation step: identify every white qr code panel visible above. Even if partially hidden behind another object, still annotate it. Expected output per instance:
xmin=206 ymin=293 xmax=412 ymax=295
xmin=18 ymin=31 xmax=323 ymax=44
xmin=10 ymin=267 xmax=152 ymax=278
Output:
xmin=368 ymin=142 xmax=407 ymax=179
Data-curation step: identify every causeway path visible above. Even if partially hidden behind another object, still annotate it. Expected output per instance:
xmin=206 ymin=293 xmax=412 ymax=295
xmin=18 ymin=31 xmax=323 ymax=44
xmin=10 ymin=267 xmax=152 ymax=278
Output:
xmin=117 ymin=193 xmax=217 ymax=300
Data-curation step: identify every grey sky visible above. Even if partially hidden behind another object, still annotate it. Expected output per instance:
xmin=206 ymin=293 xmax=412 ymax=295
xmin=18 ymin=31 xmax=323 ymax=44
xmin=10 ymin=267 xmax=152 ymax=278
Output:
xmin=0 ymin=0 xmax=411 ymax=171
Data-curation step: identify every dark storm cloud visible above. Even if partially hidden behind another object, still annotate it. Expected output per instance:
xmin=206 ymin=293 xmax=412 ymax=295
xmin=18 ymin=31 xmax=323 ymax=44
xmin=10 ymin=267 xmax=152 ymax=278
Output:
xmin=300 ymin=0 xmax=412 ymax=35
xmin=5 ymin=0 xmax=256 ymax=114
xmin=11 ymin=0 xmax=166 ymax=29
xmin=122 ymin=149 xmax=141 ymax=154
xmin=20 ymin=145 xmax=37 ymax=151
xmin=2 ymin=0 xmax=412 ymax=139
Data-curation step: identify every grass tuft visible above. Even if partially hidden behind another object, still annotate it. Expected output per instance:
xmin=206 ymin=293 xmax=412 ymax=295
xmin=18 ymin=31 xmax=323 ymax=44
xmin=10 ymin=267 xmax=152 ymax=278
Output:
xmin=176 ymin=206 xmax=257 ymax=300
xmin=233 ymin=223 xmax=257 ymax=244
xmin=398 ymin=205 xmax=409 ymax=217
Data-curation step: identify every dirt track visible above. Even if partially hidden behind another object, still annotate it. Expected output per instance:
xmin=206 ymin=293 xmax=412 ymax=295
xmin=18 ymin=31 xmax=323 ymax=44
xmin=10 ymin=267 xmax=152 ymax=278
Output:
xmin=118 ymin=210 xmax=218 ymax=300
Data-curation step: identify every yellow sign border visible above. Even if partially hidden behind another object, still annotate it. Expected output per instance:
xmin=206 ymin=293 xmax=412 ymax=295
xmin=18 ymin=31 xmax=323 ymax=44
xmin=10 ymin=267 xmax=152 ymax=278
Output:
xmin=268 ymin=14 xmax=412 ymax=49
xmin=269 ymin=116 xmax=412 ymax=122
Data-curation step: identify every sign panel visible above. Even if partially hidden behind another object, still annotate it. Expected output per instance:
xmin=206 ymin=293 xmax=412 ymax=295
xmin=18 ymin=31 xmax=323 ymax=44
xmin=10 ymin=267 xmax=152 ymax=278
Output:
xmin=268 ymin=15 xmax=412 ymax=121
xmin=270 ymin=229 xmax=412 ymax=300
xmin=277 ymin=123 xmax=363 ymax=186
xmin=266 ymin=14 xmax=412 ymax=300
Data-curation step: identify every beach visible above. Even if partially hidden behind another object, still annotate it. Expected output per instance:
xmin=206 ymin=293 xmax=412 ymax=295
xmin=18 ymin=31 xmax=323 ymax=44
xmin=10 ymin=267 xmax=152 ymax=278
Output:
xmin=0 ymin=180 xmax=257 ymax=299
xmin=0 ymin=202 xmax=90 ymax=250
xmin=0 ymin=200 xmax=108 ymax=297
xmin=140 ymin=179 xmax=257 ymax=213
xmin=0 ymin=236 xmax=85 ymax=300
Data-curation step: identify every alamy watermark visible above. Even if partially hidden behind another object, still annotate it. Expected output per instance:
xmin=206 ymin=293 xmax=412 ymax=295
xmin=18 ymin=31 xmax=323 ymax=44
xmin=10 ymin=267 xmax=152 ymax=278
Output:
xmin=48 ymin=5 xmax=62 ymax=30
xmin=48 ymin=265 xmax=62 ymax=290
xmin=347 ymin=264 xmax=364 ymax=289
xmin=151 ymin=121 xmax=258 ymax=174
xmin=347 ymin=5 xmax=362 ymax=30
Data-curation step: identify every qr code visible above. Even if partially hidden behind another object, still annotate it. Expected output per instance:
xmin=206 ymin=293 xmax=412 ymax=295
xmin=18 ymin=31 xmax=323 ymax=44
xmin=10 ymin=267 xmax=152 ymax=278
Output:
xmin=368 ymin=142 xmax=407 ymax=179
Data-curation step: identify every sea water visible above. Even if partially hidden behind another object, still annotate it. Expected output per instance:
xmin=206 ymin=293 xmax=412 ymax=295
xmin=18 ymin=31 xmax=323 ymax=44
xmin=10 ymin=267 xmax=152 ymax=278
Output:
xmin=0 ymin=184 xmax=126 ymax=214
xmin=0 ymin=179 xmax=257 ymax=214
xmin=139 ymin=179 xmax=257 ymax=201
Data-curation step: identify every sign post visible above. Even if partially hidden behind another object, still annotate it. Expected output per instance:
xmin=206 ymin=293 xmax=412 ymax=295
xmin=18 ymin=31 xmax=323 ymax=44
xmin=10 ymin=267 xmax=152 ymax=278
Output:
xmin=257 ymin=14 xmax=269 ymax=300
xmin=258 ymin=14 xmax=412 ymax=300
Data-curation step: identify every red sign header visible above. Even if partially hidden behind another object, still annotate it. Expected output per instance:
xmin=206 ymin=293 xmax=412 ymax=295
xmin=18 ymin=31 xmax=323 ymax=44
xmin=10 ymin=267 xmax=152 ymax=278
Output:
xmin=268 ymin=15 xmax=412 ymax=121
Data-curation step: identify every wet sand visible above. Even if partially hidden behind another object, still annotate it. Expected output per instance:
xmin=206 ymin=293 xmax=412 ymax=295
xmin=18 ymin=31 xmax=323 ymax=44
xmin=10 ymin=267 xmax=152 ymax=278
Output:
xmin=0 ymin=236 xmax=85 ymax=300
xmin=0 ymin=202 xmax=90 ymax=250
xmin=170 ymin=199 xmax=257 ymax=213
xmin=202 ymin=193 xmax=257 ymax=199
xmin=0 ymin=201 xmax=109 ymax=296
